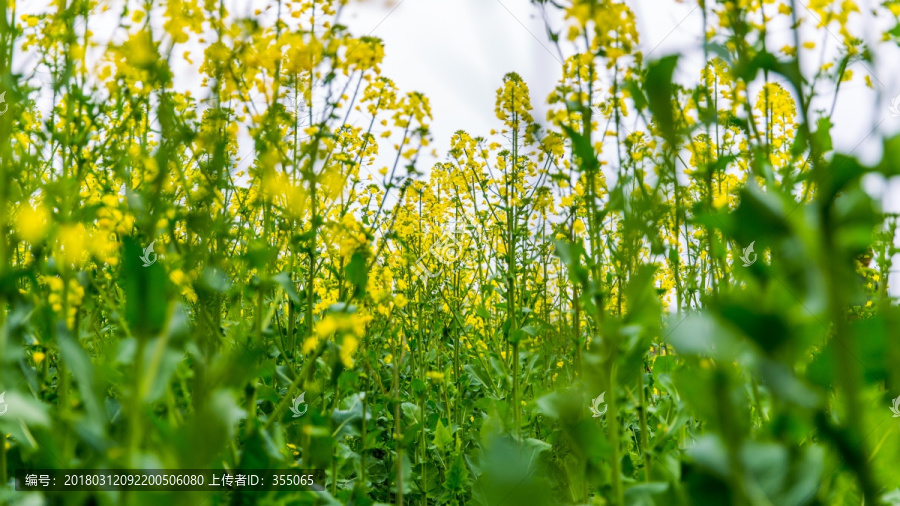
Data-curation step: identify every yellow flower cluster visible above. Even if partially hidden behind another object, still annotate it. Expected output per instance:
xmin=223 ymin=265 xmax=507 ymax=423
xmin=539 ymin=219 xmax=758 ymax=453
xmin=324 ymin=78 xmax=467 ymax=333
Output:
xmin=96 ymin=195 xmax=135 ymax=236
xmin=566 ymin=0 xmax=639 ymax=65
xmin=43 ymin=276 xmax=84 ymax=328
xmin=340 ymin=36 xmax=385 ymax=74
xmin=304 ymin=312 xmax=372 ymax=368
xmin=170 ymin=269 xmax=198 ymax=304
xmin=14 ymin=203 xmax=50 ymax=245
xmin=332 ymin=213 xmax=369 ymax=259
xmin=162 ymin=0 xmax=205 ymax=45
xmin=808 ymin=0 xmax=861 ymax=48
xmin=495 ymin=73 xmax=534 ymax=130
xmin=261 ymin=170 xmax=308 ymax=218
xmin=53 ymin=221 xmax=121 ymax=268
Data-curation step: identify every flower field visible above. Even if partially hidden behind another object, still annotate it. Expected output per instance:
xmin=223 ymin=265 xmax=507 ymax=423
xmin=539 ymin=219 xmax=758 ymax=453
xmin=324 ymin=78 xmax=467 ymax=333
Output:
xmin=1 ymin=0 xmax=900 ymax=504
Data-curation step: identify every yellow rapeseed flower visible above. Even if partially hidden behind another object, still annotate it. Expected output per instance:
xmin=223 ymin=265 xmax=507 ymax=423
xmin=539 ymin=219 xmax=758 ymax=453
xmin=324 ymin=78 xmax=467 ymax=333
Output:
xmin=15 ymin=203 xmax=50 ymax=244
xmin=340 ymin=335 xmax=359 ymax=368
xmin=57 ymin=223 xmax=87 ymax=266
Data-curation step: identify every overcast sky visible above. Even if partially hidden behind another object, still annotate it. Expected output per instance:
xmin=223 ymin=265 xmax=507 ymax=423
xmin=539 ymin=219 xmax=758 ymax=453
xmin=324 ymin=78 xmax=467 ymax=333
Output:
xmin=331 ymin=1 xmax=900 ymax=156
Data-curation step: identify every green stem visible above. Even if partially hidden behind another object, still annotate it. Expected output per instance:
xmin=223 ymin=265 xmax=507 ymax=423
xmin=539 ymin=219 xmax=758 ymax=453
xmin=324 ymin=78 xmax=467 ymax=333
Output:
xmin=607 ymin=363 xmax=623 ymax=506
xmin=638 ymin=371 xmax=651 ymax=481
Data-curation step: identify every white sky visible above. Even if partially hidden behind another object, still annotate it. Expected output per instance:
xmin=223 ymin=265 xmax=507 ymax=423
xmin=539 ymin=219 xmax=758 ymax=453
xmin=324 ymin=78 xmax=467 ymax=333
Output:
xmin=336 ymin=0 xmax=900 ymax=162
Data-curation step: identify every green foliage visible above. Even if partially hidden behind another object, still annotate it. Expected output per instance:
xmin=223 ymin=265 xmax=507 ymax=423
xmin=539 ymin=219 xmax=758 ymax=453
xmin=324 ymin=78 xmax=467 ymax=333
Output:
xmin=2 ymin=0 xmax=900 ymax=505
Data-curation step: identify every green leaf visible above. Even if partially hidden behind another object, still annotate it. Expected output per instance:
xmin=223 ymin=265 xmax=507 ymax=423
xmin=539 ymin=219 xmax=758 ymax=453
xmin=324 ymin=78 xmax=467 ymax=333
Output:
xmin=888 ymin=22 xmax=900 ymax=38
xmin=508 ymin=328 xmax=525 ymax=345
xmin=238 ymin=424 xmax=286 ymax=470
xmin=645 ymin=55 xmax=679 ymax=145
xmin=0 ymin=390 xmax=50 ymax=429
xmin=823 ymin=154 xmax=866 ymax=202
xmin=332 ymin=393 xmax=369 ymax=439
xmin=271 ymin=271 xmax=301 ymax=304
xmin=433 ymin=419 xmax=453 ymax=452
xmin=58 ymin=331 xmax=104 ymax=431
xmin=625 ymin=78 xmax=647 ymax=111
xmin=736 ymin=51 xmax=803 ymax=95
xmin=345 ymin=251 xmax=368 ymax=299
xmin=716 ymin=299 xmax=790 ymax=353
xmin=553 ymin=239 xmax=589 ymax=286
xmin=624 ymin=264 xmax=660 ymax=331
xmin=474 ymin=435 xmax=553 ymax=506
xmin=465 ymin=363 xmax=499 ymax=397
xmin=445 ymin=452 xmax=469 ymax=492
xmin=121 ymin=237 xmax=167 ymax=338
xmin=790 ymin=128 xmax=808 ymax=157
xmin=200 ymin=265 xmax=232 ymax=293
xmin=625 ymin=482 xmax=670 ymax=506
xmin=687 ymin=434 xmax=730 ymax=477
xmin=877 ymin=133 xmax=900 ymax=176
xmin=729 ymin=183 xmax=791 ymax=244
xmin=401 ymin=402 xmax=421 ymax=424
xmin=667 ymin=313 xmax=741 ymax=361
xmin=814 ymin=117 xmax=833 ymax=153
